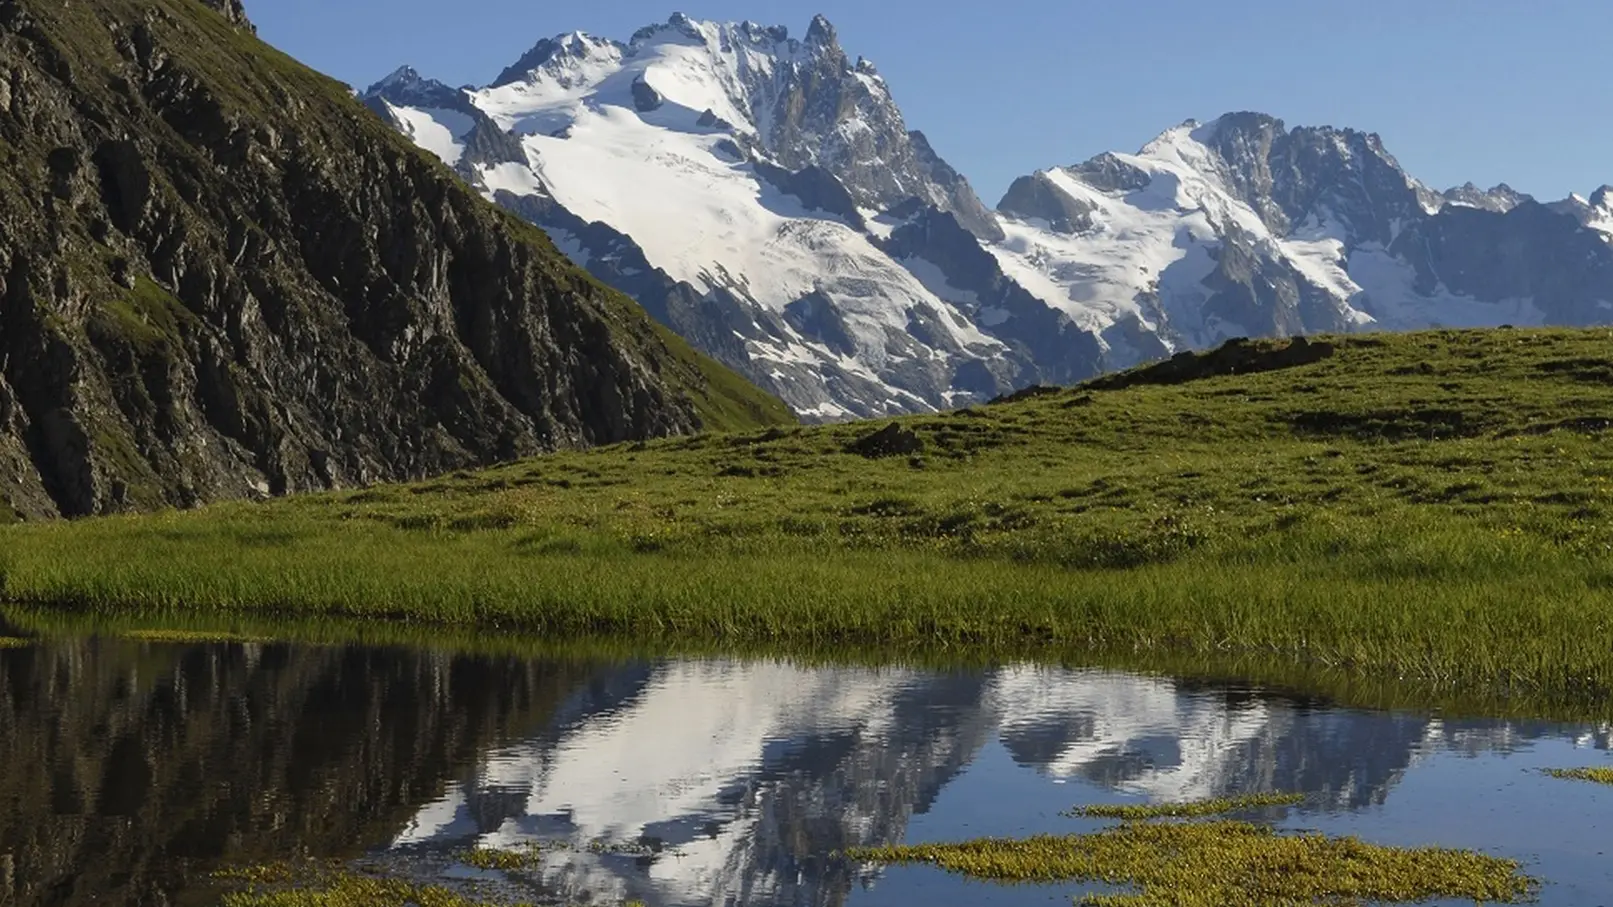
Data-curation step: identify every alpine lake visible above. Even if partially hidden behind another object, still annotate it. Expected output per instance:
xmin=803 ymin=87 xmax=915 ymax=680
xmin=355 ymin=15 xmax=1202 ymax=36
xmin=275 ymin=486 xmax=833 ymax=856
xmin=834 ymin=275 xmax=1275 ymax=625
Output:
xmin=0 ymin=621 xmax=1608 ymax=907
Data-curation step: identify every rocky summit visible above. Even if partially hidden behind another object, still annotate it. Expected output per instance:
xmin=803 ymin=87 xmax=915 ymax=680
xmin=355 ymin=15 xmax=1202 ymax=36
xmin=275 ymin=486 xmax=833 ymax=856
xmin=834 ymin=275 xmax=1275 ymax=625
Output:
xmin=366 ymin=15 xmax=1042 ymax=421
xmin=0 ymin=0 xmax=787 ymax=519
xmin=371 ymin=16 xmax=1613 ymax=421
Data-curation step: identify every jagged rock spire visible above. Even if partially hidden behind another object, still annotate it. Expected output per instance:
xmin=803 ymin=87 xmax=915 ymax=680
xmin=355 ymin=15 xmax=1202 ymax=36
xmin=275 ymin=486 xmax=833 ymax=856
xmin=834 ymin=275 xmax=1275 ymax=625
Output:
xmin=805 ymin=14 xmax=838 ymax=46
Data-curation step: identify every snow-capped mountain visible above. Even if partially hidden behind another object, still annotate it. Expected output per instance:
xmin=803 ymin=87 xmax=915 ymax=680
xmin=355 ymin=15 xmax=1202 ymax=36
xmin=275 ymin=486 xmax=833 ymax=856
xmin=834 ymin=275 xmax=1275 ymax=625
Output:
xmin=991 ymin=112 xmax=1613 ymax=352
xmin=385 ymin=660 xmax=1589 ymax=907
xmin=366 ymin=15 xmax=1042 ymax=421
xmin=366 ymin=15 xmax=1613 ymax=421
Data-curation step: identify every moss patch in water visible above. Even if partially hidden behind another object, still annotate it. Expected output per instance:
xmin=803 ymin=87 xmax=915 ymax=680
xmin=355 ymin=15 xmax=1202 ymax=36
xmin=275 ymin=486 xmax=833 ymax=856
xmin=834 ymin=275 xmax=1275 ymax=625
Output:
xmin=461 ymin=846 xmax=542 ymax=871
xmin=218 ymin=873 xmax=531 ymax=907
xmin=1065 ymin=792 xmax=1305 ymax=820
xmin=214 ymin=863 xmax=653 ymax=907
xmin=1545 ymin=767 xmax=1613 ymax=785
xmin=847 ymin=820 xmax=1534 ymax=906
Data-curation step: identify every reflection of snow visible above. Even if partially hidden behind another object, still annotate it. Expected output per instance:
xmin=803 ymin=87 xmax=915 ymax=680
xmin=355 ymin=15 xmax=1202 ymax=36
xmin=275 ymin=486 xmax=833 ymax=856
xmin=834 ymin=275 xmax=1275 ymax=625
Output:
xmin=986 ymin=667 xmax=1273 ymax=801
xmin=395 ymin=660 xmax=924 ymax=906
xmin=391 ymin=661 xmax=1608 ymax=907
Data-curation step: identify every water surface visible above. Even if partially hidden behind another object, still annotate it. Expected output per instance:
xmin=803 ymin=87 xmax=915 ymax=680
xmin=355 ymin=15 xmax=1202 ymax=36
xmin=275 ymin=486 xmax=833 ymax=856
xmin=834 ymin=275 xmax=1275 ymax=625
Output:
xmin=0 ymin=639 xmax=1608 ymax=906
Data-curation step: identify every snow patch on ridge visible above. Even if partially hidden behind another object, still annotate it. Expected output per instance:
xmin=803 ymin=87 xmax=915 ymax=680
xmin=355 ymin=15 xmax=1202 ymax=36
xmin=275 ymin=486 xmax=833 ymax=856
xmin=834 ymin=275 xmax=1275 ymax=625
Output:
xmin=383 ymin=102 xmax=474 ymax=166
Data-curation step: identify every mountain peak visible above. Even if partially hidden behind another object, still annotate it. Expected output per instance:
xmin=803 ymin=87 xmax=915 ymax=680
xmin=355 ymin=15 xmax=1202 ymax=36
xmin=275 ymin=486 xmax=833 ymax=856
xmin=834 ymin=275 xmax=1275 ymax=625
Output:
xmin=364 ymin=65 xmax=424 ymax=96
xmin=629 ymin=13 xmax=716 ymax=47
xmin=361 ymin=65 xmax=466 ymax=111
xmin=490 ymin=31 xmax=623 ymax=88
xmin=1443 ymin=182 xmax=1533 ymax=213
xmin=806 ymin=14 xmax=838 ymax=47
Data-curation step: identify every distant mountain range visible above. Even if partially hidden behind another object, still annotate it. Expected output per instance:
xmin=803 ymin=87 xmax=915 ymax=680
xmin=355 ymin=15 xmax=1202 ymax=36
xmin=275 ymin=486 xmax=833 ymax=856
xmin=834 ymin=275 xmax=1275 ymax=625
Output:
xmin=366 ymin=13 xmax=1613 ymax=420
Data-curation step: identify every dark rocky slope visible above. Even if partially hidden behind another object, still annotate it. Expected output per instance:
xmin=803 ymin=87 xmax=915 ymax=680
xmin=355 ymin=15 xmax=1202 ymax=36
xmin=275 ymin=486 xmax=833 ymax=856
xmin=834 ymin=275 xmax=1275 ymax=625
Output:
xmin=0 ymin=0 xmax=788 ymax=519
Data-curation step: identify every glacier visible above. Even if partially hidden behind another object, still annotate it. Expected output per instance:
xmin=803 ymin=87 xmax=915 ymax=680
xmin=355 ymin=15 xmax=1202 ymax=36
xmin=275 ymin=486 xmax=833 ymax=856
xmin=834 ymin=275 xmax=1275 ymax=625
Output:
xmin=365 ymin=16 xmax=1613 ymax=421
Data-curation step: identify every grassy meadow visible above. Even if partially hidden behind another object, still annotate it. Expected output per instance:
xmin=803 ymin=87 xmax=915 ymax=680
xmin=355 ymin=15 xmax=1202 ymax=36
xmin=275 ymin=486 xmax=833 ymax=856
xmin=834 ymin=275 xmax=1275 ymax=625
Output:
xmin=6 ymin=328 xmax=1613 ymax=705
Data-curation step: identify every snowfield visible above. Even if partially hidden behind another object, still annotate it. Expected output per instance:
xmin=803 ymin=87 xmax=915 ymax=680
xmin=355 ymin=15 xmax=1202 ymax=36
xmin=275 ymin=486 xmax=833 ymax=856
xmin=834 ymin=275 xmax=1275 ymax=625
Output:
xmin=367 ymin=16 xmax=1613 ymax=419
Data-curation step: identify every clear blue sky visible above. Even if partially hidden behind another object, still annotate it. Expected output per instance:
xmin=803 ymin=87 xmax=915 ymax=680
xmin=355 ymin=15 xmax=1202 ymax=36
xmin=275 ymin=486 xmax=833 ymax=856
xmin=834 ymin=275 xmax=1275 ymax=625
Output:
xmin=249 ymin=0 xmax=1611 ymax=206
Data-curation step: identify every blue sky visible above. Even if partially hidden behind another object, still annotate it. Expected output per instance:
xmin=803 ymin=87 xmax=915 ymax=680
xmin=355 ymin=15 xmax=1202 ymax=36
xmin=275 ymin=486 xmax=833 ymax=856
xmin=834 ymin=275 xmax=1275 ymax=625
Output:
xmin=252 ymin=0 xmax=1610 ymax=206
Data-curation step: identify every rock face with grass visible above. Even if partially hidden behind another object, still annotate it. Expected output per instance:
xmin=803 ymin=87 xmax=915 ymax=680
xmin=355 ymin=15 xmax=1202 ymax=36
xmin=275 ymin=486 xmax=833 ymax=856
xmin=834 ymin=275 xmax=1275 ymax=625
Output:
xmin=0 ymin=0 xmax=787 ymax=519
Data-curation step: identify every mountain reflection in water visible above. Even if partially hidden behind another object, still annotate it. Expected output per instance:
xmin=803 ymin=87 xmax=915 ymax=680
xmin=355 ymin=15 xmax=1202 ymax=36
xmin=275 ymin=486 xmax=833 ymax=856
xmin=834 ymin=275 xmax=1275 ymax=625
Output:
xmin=0 ymin=641 xmax=1607 ymax=907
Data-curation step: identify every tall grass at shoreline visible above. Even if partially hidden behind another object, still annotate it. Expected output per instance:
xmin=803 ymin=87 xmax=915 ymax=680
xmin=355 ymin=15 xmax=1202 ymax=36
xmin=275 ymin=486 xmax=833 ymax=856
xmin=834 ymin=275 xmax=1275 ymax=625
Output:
xmin=4 ymin=502 xmax=1611 ymax=699
xmin=7 ymin=328 xmax=1613 ymax=704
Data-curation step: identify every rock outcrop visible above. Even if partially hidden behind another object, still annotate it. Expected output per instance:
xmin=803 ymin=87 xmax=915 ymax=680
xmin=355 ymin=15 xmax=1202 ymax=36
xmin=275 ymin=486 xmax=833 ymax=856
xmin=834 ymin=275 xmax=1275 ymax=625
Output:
xmin=0 ymin=0 xmax=787 ymax=519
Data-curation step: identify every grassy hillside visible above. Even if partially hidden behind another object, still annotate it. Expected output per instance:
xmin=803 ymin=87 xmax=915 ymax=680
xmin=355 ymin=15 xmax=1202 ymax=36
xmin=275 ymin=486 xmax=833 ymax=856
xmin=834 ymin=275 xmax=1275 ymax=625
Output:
xmin=5 ymin=328 xmax=1613 ymax=706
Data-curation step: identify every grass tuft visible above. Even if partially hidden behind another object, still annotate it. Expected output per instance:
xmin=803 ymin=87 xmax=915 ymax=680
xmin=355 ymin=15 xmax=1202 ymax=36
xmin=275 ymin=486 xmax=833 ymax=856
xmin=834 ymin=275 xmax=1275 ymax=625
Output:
xmin=1544 ymin=767 xmax=1613 ymax=786
xmin=212 ymin=859 xmax=651 ymax=907
xmin=218 ymin=873 xmax=530 ymax=907
xmin=460 ymin=847 xmax=541 ymax=871
xmin=1065 ymin=792 xmax=1305 ymax=820
xmin=122 ymin=629 xmax=273 ymax=645
xmin=847 ymin=821 xmax=1534 ymax=906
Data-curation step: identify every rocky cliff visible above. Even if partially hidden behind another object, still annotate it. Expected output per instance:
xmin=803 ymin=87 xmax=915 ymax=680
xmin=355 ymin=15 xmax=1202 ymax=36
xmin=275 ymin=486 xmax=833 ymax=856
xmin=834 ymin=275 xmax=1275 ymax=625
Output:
xmin=0 ymin=0 xmax=788 ymax=519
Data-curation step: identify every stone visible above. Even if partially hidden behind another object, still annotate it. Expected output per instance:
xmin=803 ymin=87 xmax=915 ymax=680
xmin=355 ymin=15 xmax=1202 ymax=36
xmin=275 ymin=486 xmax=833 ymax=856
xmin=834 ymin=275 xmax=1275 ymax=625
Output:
xmin=846 ymin=423 xmax=923 ymax=458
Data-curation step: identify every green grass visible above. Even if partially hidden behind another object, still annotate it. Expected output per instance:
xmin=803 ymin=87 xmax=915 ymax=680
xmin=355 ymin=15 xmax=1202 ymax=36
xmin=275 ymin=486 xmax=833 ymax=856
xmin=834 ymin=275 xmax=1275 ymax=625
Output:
xmin=119 ymin=628 xmax=274 ymax=645
xmin=219 ymin=873 xmax=532 ymax=907
xmin=212 ymin=858 xmax=649 ymax=907
xmin=846 ymin=821 xmax=1534 ymax=906
xmin=1544 ymin=767 xmax=1613 ymax=785
xmin=460 ymin=847 xmax=541 ymax=872
xmin=1066 ymin=793 xmax=1305 ymax=820
xmin=92 ymin=277 xmax=198 ymax=354
xmin=8 ymin=329 xmax=1613 ymax=706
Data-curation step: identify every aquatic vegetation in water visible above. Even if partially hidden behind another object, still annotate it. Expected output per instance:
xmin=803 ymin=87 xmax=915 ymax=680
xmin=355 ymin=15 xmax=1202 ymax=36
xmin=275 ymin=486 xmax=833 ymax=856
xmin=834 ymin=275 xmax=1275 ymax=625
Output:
xmin=461 ymin=846 xmax=542 ymax=871
xmin=459 ymin=839 xmax=670 ymax=871
xmin=213 ymin=855 xmax=656 ymax=907
xmin=218 ymin=873 xmax=532 ymax=907
xmin=122 ymin=628 xmax=275 ymax=645
xmin=0 ymin=637 xmax=32 ymax=648
xmin=1065 ymin=792 xmax=1305 ymax=820
xmin=847 ymin=820 xmax=1534 ymax=906
xmin=1545 ymin=767 xmax=1613 ymax=785
xmin=213 ymin=863 xmax=306 ymax=885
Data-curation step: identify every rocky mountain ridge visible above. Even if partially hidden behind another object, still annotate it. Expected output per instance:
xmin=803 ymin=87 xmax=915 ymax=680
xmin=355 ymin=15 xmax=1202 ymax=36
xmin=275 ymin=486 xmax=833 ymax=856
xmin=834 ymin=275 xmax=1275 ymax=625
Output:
xmin=0 ymin=0 xmax=786 ymax=519
xmin=370 ymin=14 xmax=1613 ymax=420
xmin=365 ymin=15 xmax=1049 ymax=419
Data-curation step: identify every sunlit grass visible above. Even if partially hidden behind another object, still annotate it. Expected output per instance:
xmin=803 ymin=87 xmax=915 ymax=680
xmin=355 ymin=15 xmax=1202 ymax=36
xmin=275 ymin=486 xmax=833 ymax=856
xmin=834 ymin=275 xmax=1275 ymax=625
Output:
xmin=121 ymin=629 xmax=274 ymax=645
xmin=1066 ymin=792 xmax=1305 ymax=820
xmin=9 ymin=329 xmax=1613 ymax=706
xmin=848 ymin=821 xmax=1534 ymax=906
